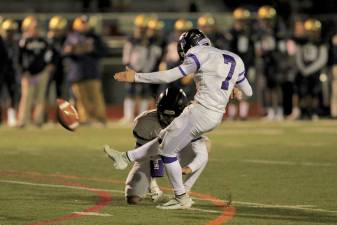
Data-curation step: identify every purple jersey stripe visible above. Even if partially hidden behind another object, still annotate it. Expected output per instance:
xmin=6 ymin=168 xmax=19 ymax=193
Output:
xmin=161 ymin=155 xmax=178 ymax=164
xmin=236 ymin=76 xmax=246 ymax=84
xmin=178 ymin=65 xmax=187 ymax=76
xmin=238 ymin=71 xmax=245 ymax=78
xmin=187 ymin=54 xmax=201 ymax=71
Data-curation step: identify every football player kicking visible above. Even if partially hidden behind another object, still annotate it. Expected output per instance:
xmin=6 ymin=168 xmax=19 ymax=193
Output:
xmin=105 ymin=29 xmax=253 ymax=209
xmin=125 ymin=87 xmax=210 ymax=205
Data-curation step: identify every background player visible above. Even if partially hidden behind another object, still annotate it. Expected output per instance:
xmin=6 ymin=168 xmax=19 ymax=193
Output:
xmin=120 ymin=14 xmax=152 ymax=123
xmin=226 ymin=7 xmax=255 ymax=120
xmin=105 ymin=29 xmax=252 ymax=209
xmin=17 ymin=16 xmax=53 ymax=128
xmin=294 ymin=18 xmax=328 ymax=120
xmin=125 ymin=87 xmax=209 ymax=205
xmin=0 ymin=19 xmax=20 ymax=127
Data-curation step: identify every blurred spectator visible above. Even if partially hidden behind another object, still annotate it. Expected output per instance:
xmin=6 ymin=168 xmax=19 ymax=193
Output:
xmin=0 ymin=33 xmax=9 ymax=125
xmin=226 ymin=7 xmax=255 ymax=120
xmin=63 ymin=15 xmax=107 ymax=125
xmin=17 ymin=16 xmax=53 ymax=127
xmin=294 ymin=18 xmax=328 ymax=120
xmin=278 ymin=36 xmax=298 ymax=118
xmin=0 ymin=19 xmax=20 ymax=127
xmin=144 ymin=18 xmax=166 ymax=108
xmin=189 ymin=1 xmax=199 ymax=12
xmin=160 ymin=18 xmax=195 ymax=100
xmin=255 ymin=6 xmax=283 ymax=121
xmin=286 ymin=18 xmax=305 ymax=120
xmin=197 ymin=14 xmax=227 ymax=50
xmin=120 ymin=14 xmax=152 ymax=123
xmin=330 ymin=32 xmax=337 ymax=118
xmin=160 ymin=19 xmax=192 ymax=71
xmin=47 ymin=16 xmax=68 ymax=100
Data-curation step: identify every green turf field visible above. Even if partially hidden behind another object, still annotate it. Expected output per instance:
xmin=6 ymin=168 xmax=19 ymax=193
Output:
xmin=1 ymin=121 xmax=337 ymax=225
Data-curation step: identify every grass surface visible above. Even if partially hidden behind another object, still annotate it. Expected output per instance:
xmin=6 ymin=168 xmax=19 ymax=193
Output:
xmin=0 ymin=120 xmax=337 ymax=225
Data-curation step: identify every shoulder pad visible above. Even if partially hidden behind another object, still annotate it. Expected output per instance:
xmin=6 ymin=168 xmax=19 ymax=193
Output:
xmin=133 ymin=110 xmax=162 ymax=144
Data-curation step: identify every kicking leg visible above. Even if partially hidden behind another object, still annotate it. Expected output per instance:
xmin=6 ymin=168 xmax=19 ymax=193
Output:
xmin=104 ymin=138 xmax=159 ymax=170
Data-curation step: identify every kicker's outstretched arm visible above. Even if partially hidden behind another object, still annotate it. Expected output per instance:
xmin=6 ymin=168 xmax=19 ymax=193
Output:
xmin=114 ymin=55 xmax=198 ymax=83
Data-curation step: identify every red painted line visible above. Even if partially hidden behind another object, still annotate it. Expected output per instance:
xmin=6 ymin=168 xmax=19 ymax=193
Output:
xmin=160 ymin=187 xmax=236 ymax=224
xmin=0 ymin=170 xmax=122 ymax=184
xmin=204 ymin=207 xmax=236 ymax=225
xmin=25 ymin=180 xmax=112 ymax=225
xmin=1 ymin=170 xmax=235 ymax=224
xmin=188 ymin=191 xmax=236 ymax=225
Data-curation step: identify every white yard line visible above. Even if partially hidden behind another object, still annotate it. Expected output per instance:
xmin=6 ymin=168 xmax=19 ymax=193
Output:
xmin=0 ymin=179 xmax=219 ymax=214
xmin=242 ymin=159 xmax=337 ymax=167
xmin=1 ymin=179 xmax=337 ymax=215
xmin=233 ymin=201 xmax=337 ymax=214
xmin=186 ymin=207 xmax=221 ymax=214
xmin=0 ymin=179 xmax=124 ymax=194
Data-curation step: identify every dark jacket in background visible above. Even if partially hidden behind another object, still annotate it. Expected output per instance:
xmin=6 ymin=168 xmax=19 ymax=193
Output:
xmin=63 ymin=31 xmax=107 ymax=83
xmin=0 ymin=36 xmax=8 ymax=80
xmin=228 ymin=28 xmax=255 ymax=69
xmin=48 ymin=35 xmax=67 ymax=98
xmin=19 ymin=36 xmax=52 ymax=75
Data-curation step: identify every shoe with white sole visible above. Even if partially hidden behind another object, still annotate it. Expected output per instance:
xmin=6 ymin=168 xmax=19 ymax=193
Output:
xmin=156 ymin=194 xmax=193 ymax=209
xmin=103 ymin=145 xmax=129 ymax=170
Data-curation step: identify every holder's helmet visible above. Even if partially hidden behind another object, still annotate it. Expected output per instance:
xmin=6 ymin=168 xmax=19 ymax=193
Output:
xmin=157 ymin=87 xmax=188 ymax=127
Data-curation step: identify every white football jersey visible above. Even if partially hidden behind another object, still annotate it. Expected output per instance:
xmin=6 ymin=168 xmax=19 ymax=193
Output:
xmin=183 ymin=45 xmax=246 ymax=113
xmin=135 ymin=45 xmax=251 ymax=113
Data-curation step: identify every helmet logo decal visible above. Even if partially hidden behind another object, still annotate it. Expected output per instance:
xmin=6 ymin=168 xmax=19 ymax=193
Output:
xmin=163 ymin=110 xmax=176 ymax=115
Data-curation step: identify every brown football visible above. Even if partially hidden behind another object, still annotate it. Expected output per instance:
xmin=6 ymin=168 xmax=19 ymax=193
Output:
xmin=56 ymin=99 xmax=79 ymax=131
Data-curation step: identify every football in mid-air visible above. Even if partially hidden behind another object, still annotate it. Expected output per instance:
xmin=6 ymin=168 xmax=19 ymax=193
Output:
xmin=56 ymin=99 xmax=79 ymax=131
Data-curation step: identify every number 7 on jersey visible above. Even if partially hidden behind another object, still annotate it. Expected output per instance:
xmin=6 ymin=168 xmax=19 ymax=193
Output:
xmin=221 ymin=54 xmax=236 ymax=91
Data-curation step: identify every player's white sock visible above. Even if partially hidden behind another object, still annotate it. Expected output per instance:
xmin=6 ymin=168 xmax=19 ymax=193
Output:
xmin=161 ymin=156 xmax=186 ymax=196
xmin=7 ymin=108 xmax=17 ymax=127
xmin=127 ymin=138 xmax=158 ymax=162
xmin=239 ymin=101 xmax=249 ymax=119
xmin=227 ymin=103 xmax=236 ymax=120
xmin=276 ymin=107 xmax=284 ymax=121
xmin=139 ymin=99 xmax=148 ymax=114
xmin=123 ymin=98 xmax=134 ymax=121
xmin=265 ymin=107 xmax=275 ymax=121
xmin=287 ymin=107 xmax=300 ymax=120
